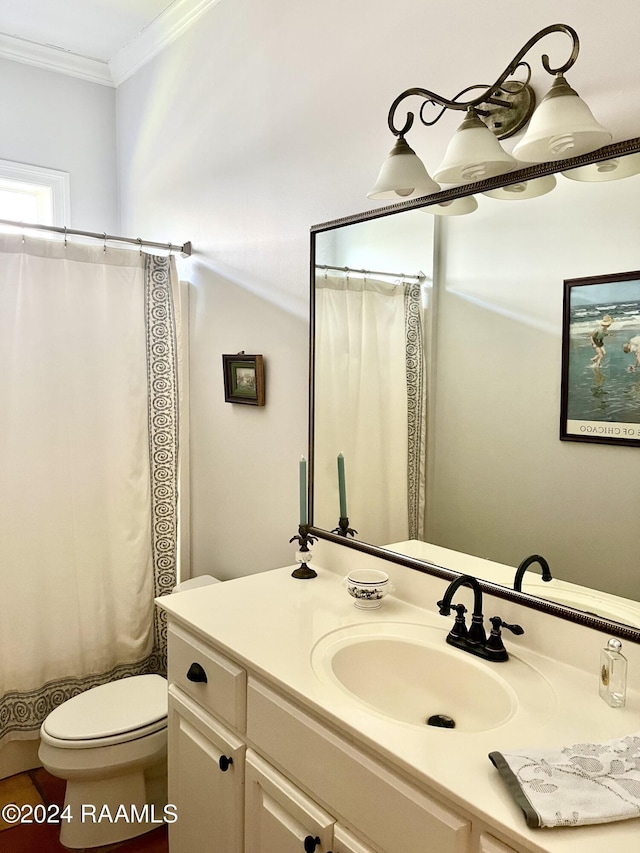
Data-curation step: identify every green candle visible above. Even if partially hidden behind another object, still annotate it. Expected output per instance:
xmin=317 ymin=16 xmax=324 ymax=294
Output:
xmin=337 ymin=453 xmax=347 ymax=518
xmin=299 ymin=456 xmax=307 ymax=525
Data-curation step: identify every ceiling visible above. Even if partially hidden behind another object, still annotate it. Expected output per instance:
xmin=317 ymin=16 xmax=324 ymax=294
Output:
xmin=0 ymin=0 xmax=218 ymax=86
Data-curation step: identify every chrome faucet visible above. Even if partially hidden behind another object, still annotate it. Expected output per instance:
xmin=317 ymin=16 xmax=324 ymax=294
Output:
xmin=438 ymin=574 xmax=523 ymax=662
xmin=514 ymin=554 xmax=552 ymax=591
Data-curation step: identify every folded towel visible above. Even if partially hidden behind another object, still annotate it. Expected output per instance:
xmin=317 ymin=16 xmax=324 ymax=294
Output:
xmin=489 ymin=732 xmax=640 ymax=828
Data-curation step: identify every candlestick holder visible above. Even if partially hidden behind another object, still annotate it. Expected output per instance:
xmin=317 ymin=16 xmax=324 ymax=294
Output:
xmin=332 ymin=516 xmax=357 ymax=538
xmin=289 ymin=524 xmax=318 ymax=579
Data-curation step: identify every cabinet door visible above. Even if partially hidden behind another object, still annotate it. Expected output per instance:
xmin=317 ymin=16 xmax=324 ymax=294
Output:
xmin=168 ymin=686 xmax=245 ymax=853
xmin=334 ymin=824 xmax=379 ymax=853
xmin=245 ymin=749 xmax=334 ymax=853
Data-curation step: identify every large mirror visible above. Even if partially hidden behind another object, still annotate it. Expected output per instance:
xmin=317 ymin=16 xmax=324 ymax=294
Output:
xmin=310 ymin=138 xmax=640 ymax=640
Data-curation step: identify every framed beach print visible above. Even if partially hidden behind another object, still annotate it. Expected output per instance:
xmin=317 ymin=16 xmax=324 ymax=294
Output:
xmin=560 ymin=270 xmax=640 ymax=446
xmin=222 ymin=353 xmax=265 ymax=406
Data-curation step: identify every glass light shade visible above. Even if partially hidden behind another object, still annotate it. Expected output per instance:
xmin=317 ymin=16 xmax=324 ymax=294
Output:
xmin=433 ymin=109 xmax=517 ymax=184
xmin=512 ymin=74 xmax=612 ymax=163
xmin=367 ymin=136 xmax=440 ymax=199
xmin=421 ymin=196 xmax=478 ymax=216
xmin=482 ymin=174 xmax=556 ymax=200
xmin=562 ymin=153 xmax=640 ymax=182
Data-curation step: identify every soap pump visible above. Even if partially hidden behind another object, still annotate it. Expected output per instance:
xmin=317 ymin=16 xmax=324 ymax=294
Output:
xmin=599 ymin=637 xmax=627 ymax=708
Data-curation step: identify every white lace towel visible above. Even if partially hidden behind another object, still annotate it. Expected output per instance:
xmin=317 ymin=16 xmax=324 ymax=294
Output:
xmin=489 ymin=732 xmax=640 ymax=828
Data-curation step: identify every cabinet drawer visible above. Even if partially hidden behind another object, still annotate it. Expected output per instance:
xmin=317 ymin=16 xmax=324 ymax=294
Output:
xmin=245 ymin=750 xmax=334 ymax=853
xmin=247 ymin=678 xmax=470 ymax=853
xmin=478 ymin=833 xmax=519 ymax=853
xmin=168 ymin=624 xmax=246 ymax=731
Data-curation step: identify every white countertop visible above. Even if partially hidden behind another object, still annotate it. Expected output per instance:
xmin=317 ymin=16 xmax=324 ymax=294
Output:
xmin=158 ymin=561 xmax=640 ymax=853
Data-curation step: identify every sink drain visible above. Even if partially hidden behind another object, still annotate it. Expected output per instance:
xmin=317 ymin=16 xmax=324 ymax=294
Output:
xmin=426 ymin=714 xmax=456 ymax=728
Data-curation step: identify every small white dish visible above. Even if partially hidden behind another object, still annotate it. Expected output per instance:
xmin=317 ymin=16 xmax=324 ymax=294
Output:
xmin=344 ymin=569 xmax=391 ymax=609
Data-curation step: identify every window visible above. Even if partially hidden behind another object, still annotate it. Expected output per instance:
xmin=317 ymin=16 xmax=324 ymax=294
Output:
xmin=0 ymin=160 xmax=70 ymax=227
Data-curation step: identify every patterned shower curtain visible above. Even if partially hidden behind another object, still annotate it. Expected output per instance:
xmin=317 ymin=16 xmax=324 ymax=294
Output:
xmin=314 ymin=274 xmax=427 ymax=543
xmin=0 ymin=236 xmax=180 ymax=744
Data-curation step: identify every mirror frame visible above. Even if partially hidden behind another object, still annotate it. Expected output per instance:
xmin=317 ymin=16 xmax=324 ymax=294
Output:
xmin=308 ymin=136 xmax=640 ymax=643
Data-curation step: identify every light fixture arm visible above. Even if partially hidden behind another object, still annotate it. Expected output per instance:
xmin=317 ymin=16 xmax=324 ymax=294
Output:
xmin=388 ymin=23 xmax=580 ymax=138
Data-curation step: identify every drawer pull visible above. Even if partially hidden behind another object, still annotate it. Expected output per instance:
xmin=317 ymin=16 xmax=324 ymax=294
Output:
xmin=218 ymin=755 xmax=233 ymax=772
xmin=303 ymin=836 xmax=321 ymax=853
xmin=186 ymin=662 xmax=207 ymax=683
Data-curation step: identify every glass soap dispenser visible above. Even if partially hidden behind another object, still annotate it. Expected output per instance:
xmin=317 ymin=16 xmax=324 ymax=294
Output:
xmin=599 ymin=637 xmax=627 ymax=707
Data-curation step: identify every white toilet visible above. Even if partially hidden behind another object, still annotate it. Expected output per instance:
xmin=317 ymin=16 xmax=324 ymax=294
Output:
xmin=38 ymin=575 xmax=219 ymax=849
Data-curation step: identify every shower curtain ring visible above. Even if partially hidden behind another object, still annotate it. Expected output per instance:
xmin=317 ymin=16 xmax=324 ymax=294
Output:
xmin=63 ymin=226 xmax=68 ymax=249
xmin=137 ymin=238 xmax=143 ymax=256
xmin=103 ymin=233 xmax=107 ymax=253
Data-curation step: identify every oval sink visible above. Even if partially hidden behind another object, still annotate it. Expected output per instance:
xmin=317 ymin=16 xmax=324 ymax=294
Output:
xmin=311 ymin=622 xmax=556 ymax=733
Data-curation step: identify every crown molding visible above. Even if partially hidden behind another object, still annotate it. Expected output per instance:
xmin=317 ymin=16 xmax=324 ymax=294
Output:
xmin=0 ymin=33 xmax=113 ymax=86
xmin=110 ymin=0 xmax=222 ymax=87
xmin=0 ymin=0 xmax=222 ymax=88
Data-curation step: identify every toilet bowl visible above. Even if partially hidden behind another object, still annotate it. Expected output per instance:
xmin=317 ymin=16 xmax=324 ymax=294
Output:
xmin=38 ymin=674 xmax=168 ymax=848
xmin=38 ymin=575 xmax=220 ymax=849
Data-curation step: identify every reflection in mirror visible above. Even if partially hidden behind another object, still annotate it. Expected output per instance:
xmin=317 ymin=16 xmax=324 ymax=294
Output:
xmin=312 ymin=144 xmax=640 ymax=633
xmin=313 ymin=210 xmax=434 ymax=544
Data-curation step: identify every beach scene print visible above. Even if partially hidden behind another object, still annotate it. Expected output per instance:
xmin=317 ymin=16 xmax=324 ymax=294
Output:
xmin=565 ymin=276 xmax=640 ymax=440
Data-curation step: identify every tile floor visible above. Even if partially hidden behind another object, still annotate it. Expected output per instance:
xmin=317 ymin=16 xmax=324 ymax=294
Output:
xmin=0 ymin=769 xmax=168 ymax=852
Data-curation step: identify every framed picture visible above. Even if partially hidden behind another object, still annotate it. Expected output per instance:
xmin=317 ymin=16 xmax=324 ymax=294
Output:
xmin=222 ymin=353 xmax=265 ymax=406
xmin=560 ymin=270 xmax=640 ymax=446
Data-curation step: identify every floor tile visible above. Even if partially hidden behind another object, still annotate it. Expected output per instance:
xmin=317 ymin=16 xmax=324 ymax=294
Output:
xmin=0 ymin=773 xmax=43 ymax=831
xmin=30 ymin=768 xmax=66 ymax=809
xmin=115 ymin=825 xmax=169 ymax=851
xmin=0 ymin=771 xmax=168 ymax=851
xmin=0 ymin=821 xmax=66 ymax=852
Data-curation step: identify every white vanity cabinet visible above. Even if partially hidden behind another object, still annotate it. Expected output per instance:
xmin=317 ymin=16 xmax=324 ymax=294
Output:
xmin=244 ymin=749 xmax=378 ymax=853
xmin=244 ymin=749 xmax=334 ymax=853
xmin=167 ymin=623 xmax=247 ymax=853
xmin=167 ymin=687 xmax=245 ymax=853
xmin=165 ymin=619 xmax=524 ymax=853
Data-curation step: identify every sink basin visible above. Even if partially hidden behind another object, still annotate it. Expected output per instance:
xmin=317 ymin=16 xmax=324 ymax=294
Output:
xmin=311 ymin=622 xmax=556 ymax=733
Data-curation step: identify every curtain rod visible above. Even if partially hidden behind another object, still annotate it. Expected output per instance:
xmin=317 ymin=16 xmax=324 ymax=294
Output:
xmin=0 ymin=218 xmax=192 ymax=257
xmin=315 ymin=263 xmax=426 ymax=282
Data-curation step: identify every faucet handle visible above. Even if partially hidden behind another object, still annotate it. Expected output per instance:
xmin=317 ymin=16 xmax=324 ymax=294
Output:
xmin=500 ymin=619 xmax=524 ymax=636
xmin=450 ymin=602 xmax=468 ymax=640
xmin=437 ymin=600 xmax=468 ymax=639
xmin=485 ymin=616 xmax=524 ymax=660
xmin=489 ymin=616 xmax=524 ymax=635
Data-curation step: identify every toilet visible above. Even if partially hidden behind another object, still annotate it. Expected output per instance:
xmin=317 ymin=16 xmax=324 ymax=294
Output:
xmin=38 ymin=575 xmax=219 ymax=849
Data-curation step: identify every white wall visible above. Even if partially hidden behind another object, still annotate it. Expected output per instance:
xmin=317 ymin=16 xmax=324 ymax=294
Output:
xmin=431 ymin=175 xmax=640 ymax=600
xmin=114 ymin=0 xmax=640 ymax=579
xmin=0 ymin=59 xmax=117 ymax=231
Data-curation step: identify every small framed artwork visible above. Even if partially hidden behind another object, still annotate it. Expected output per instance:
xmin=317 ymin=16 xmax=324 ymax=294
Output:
xmin=560 ymin=269 xmax=640 ymax=446
xmin=222 ymin=353 xmax=265 ymax=406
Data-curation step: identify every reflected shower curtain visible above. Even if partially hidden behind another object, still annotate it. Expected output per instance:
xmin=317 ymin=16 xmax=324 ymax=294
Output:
xmin=314 ymin=274 xmax=426 ymax=544
xmin=0 ymin=234 xmax=180 ymax=744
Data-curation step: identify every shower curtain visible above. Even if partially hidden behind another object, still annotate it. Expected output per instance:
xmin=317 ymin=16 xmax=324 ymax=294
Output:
xmin=314 ymin=273 xmax=426 ymax=544
xmin=0 ymin=234 xmax=180 ymax=745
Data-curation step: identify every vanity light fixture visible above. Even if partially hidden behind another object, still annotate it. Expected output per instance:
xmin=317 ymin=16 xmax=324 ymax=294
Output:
xmin=482 ymin=175 xmax=557 ymax=201
xmin=421 ymin=196 xmax=479 ymax=216
xmin=562 ymin=152 xmax=640 ymax=182
xmin=368 ymin=23 xmax=611 ymax=199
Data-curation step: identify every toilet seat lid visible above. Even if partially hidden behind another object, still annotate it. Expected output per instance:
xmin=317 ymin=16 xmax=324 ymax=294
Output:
xmin=42 ymin=674 xmax=167 ymax=741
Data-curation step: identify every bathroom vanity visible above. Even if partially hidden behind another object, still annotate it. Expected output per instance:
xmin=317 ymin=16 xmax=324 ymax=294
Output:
xmin=157 ymin=541 xmax=640 ymax=853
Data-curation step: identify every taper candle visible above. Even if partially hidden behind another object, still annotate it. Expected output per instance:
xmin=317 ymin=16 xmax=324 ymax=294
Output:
xmin=337 ymin=452 xmax=347 ymax=518
xmin=299 ymin=456 xmax=307 ymax=525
